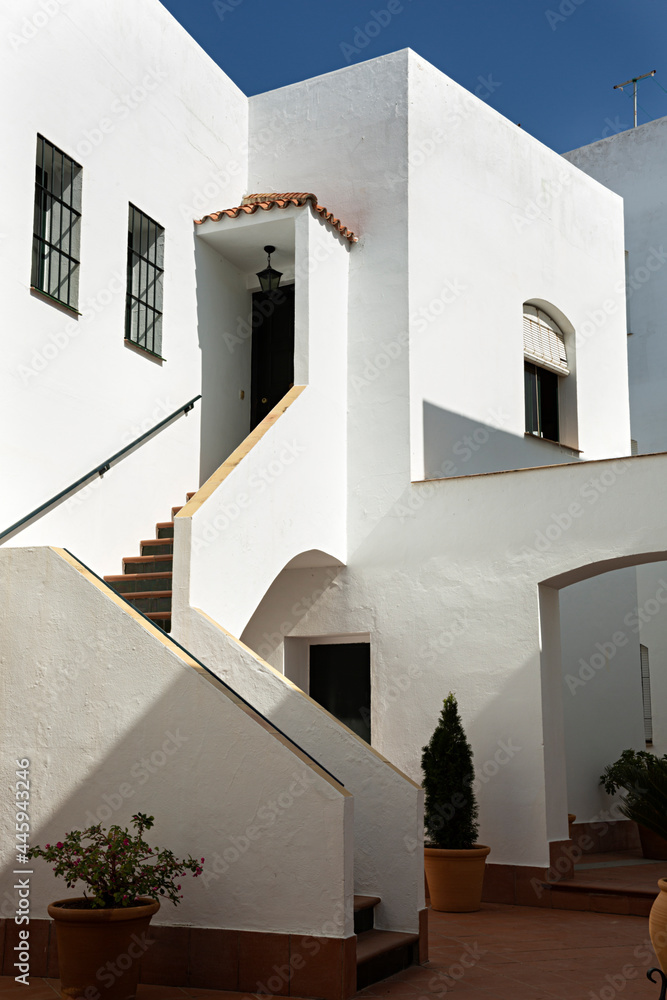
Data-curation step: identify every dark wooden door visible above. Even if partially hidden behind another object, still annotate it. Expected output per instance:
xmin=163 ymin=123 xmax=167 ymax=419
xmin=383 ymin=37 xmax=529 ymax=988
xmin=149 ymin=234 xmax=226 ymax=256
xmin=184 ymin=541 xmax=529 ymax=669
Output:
xmin=250 ymin=285 xmax=295 ymax=429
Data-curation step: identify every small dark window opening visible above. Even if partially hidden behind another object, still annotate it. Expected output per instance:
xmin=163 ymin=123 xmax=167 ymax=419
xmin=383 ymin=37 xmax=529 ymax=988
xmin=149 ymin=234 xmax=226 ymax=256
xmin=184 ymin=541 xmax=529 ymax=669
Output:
xmin=525 ymin=361 xmax=559 ymax=442
xmin=125 ymin=204 xmax=164 ymax=357
xmin=31 ymin=134 xmax=82 ymax=310
xmin=309 ymin=643 xmax=371 ymax=743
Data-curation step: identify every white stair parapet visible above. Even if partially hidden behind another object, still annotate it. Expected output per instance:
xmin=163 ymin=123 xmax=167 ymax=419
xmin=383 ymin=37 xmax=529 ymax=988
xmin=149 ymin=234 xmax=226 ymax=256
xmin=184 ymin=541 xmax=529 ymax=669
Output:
xmin=177 ymin=605 xmax=425 ymax=935
xmin=0 ymin=546 xmax=354 ymax=938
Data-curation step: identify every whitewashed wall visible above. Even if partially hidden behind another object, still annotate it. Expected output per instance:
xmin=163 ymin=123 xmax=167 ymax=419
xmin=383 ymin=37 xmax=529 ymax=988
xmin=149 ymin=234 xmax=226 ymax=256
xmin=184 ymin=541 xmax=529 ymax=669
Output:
xmin=407 ymin=53 xmax=631 ymax=481
xmin=0 ymin=0 xmax=249 ymax=577
xmin=0 ymin=547 xmax=353 ymax=936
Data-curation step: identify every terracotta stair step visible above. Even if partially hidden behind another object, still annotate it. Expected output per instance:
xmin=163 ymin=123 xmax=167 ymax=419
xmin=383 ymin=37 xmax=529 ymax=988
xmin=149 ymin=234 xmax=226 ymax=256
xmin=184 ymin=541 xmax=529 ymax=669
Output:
xmin=546 ymin=878 xmax=656 ymax=898
xmin=354 ymin=895 xmax=381 ymax=935
xmin=145 ymin=611 xmax=172 ymax=634
xmin=171 ymin=506 xmax=183 ymax=517
xmin=156 ymin=522 xmax=174 ymax=539
xmin=140 ymin=540 xmax=173 ymax=556
xmin=186 ymin=492 xmax=196 ymax=500
xmin=354 ymin=895 xmax=381 ymax=912
xmin=356 ymin=930 xmax=419 ymax=991
xmin=122 ymin=594 xmax=172 ymax=613
xmin=104 ymin=572 xmax=172 ymax=595
xmin=123 ymin=554 xmax=173 ymax=573
xmin=121 ymin=590 xmax=173 ymax=600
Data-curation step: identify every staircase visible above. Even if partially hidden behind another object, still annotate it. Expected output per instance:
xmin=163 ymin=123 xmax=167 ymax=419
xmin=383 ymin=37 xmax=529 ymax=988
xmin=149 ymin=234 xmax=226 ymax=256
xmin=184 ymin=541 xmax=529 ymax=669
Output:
xmin=354 ymin=895 xmax=420 ymax=991
xmin=103 ymin=491 xmax=195 ymax=633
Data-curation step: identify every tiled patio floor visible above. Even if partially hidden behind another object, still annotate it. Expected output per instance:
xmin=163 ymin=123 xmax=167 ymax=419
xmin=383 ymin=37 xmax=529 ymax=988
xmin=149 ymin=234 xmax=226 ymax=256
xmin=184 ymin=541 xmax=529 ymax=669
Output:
xmin=1 ymin=902 xmax=663 ymax=1000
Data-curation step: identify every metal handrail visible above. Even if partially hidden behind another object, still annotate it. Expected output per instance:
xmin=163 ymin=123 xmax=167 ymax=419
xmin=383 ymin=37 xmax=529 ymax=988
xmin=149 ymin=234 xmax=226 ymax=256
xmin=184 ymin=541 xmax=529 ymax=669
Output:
xmin=0 ymin=394 xmax=202 ymax=542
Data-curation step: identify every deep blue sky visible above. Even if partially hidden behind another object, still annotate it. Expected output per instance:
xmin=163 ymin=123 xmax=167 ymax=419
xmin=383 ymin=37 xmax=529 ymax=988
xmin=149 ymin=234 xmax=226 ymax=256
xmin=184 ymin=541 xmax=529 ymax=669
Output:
xmin=159 ymin=0 xmax=667 ymax=153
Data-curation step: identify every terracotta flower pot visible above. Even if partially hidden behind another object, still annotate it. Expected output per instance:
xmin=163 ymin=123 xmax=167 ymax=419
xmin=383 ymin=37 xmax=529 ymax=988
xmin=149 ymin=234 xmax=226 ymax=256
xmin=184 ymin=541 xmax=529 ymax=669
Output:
xmin=424 ymin=845 xmax=491 ymax=912
xmin=48 ymin=897 xmax=159 ymax=1000
xmin=649 ymin=879 xmax=667 ymax=974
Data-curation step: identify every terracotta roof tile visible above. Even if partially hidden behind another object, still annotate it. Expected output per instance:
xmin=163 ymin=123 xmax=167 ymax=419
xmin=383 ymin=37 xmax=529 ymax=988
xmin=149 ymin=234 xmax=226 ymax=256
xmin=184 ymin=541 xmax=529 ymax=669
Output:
xmin=195 ymin=192 xmax=358 ymax=243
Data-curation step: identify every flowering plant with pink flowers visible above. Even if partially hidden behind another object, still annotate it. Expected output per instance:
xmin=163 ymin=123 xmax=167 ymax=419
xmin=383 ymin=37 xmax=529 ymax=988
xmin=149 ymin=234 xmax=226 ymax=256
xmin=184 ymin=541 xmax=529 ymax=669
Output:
xmin=28 ymin=813 xmax=204 ymax=909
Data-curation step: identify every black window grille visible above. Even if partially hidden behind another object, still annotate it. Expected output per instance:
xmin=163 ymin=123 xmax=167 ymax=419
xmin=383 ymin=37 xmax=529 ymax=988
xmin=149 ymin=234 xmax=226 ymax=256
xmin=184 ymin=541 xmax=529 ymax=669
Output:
xmin=31 ymin=135 xmax=82 ymax=310
xmin=125 ymin=204 xmax=164 ymax=357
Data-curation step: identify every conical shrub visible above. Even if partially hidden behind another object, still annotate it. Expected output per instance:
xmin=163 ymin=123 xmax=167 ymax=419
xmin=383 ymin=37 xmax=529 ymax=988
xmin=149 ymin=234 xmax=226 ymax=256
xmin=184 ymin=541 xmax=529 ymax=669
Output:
xmin=421 ymin=692 xmax=479 ymax=849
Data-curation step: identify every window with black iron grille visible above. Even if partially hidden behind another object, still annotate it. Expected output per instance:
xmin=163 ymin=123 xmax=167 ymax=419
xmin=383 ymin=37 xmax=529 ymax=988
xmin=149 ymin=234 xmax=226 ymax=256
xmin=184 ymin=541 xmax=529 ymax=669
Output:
xmin=31 ymin=135 xmax=82 ymax=310
xmin=640 ymin=644 xmax=653 ymax=745
xmin=125 ymin=204 xmax=164 ymax=357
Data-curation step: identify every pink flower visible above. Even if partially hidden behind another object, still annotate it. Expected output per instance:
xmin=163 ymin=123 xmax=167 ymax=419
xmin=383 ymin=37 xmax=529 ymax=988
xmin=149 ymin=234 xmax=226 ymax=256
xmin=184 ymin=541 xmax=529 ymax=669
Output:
xmin=45 ymin=844 xmax=50 ymax=849
xmin=56 ymin=842 xmax=63 ymax=849
xmin=123 ymin=839 xmax=129 ymax=846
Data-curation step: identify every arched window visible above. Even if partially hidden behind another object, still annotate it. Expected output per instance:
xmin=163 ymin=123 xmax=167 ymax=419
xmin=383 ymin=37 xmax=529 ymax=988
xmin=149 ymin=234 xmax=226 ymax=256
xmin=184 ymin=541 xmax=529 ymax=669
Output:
xmin=523 ymin=305 xmax=569 ymax=442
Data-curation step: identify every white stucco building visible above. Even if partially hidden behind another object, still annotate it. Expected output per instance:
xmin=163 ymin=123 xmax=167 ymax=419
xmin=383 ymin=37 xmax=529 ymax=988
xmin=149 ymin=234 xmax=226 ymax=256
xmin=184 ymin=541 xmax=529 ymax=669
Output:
xmin=2 ymin=0 xmax=667 ymax=995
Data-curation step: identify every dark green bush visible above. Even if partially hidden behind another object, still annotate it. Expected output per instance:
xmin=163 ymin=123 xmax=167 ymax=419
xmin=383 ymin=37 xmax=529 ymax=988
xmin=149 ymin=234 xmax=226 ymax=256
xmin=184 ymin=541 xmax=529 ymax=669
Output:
xmin=421 ymin=692 xmax=479 ymax=849
xmin=600 ymin=748 xmax=667 ymax=841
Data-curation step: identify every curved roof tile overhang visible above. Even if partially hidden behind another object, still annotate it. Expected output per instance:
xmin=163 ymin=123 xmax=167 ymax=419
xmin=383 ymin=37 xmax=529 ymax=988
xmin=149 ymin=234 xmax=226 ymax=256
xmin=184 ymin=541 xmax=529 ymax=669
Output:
xmin=195 ymin=192 xmax=358 ymax=244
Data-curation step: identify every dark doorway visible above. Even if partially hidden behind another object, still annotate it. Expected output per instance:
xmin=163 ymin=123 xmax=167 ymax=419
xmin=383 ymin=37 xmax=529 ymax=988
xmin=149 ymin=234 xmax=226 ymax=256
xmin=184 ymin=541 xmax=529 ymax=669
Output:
xmin=309 ymin=642 xmax=371 ymax=743
xmin=250 ymin=285 xmax=295 ymax=430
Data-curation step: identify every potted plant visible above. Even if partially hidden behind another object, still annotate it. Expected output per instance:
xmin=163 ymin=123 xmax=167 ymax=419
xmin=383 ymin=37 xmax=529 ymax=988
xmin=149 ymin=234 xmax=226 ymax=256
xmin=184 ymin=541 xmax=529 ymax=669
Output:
xmin=28 ymin=813 xmax=204 ymax=1000
xmin=421 ymin=692 xmax=490 ymax=912
xmin=600 ymin=749 xmax=667 ymax=974
xmin=599 ymin=748 xmax=667 ymax=859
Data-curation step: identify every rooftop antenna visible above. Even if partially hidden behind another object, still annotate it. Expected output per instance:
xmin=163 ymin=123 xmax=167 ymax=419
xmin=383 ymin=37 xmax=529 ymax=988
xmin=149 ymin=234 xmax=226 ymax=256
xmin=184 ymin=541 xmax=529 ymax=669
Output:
xmin=613 ymin=70 xmax=656 ymax=127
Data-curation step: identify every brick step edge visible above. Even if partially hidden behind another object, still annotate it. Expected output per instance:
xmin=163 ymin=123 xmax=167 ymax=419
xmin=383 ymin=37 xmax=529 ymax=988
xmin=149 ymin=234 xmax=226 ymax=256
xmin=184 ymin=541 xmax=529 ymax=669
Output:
xmin=356 ymin=930 xmax=419 ymax=965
